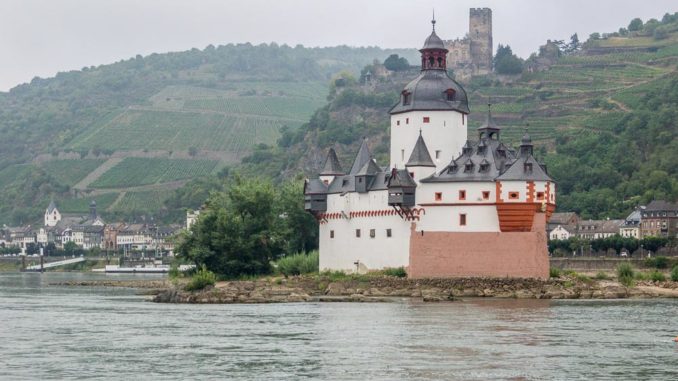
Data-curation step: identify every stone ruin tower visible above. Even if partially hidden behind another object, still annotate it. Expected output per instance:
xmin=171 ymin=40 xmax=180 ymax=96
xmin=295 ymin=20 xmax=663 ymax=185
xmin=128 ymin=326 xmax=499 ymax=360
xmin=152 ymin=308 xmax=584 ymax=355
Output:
xmin=445 ymin=8 xmax=493 ymax=78
xmin=469 ymin=8 xmax=492 ymax=73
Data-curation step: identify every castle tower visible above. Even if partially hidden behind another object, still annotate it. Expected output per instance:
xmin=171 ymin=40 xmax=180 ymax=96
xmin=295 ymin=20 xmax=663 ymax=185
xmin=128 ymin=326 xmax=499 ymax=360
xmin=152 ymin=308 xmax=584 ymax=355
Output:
xmin=469 ymin=8 xmax=493 ymax=73
xmin=389 ymin=17 xmax=469 ymax=173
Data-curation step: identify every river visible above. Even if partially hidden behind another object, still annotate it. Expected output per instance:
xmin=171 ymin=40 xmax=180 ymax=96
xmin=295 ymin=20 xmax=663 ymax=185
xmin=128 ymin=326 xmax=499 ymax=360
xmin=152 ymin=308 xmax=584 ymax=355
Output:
xmin=0 ymin=272 xmax=676 ymax=380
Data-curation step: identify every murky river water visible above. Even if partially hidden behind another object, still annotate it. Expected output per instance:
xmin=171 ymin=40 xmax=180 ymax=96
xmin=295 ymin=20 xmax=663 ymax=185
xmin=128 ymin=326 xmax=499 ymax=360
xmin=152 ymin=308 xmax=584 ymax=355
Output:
xmin=0 ymin=272 xmax=677 ymax=380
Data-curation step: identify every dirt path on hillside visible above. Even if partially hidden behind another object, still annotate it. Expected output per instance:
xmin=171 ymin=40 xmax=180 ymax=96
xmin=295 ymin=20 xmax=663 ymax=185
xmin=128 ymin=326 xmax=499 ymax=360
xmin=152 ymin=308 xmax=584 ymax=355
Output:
xmin=86 ymin=180 xmax=188 ymax=196
xmin=73 ymin=157 xmax=123 ymax=190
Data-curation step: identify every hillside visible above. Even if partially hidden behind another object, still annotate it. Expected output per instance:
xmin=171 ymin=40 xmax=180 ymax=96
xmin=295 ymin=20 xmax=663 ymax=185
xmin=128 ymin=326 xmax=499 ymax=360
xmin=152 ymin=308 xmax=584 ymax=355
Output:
xmin=0 ymin=44 xmax=418 ymax=225
xmin=234 ymin=13 xmax=678 ymax=220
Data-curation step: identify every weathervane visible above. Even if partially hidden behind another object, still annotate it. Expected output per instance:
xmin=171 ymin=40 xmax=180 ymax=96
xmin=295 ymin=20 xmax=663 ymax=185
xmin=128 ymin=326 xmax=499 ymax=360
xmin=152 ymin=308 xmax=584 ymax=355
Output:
xmin=432 ymin=9 xmax=436 ymax=31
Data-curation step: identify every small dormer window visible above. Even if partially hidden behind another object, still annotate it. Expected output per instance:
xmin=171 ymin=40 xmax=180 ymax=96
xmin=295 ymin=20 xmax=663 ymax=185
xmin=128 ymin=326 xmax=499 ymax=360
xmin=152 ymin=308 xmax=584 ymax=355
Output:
xmin=524 ymin=163 xmax=533 ymax=173
xmin=447 ymin=165 xmax=457 ymax=174
xmin=464 ymin=163 xmax=473 ymax=173
xmin=402 ymin=91 xmax=411 ymax=106
xmin=479 ymin=163 xmax=489 ymax=172
xmin=444 ymin=88 xmax=456 ymax=101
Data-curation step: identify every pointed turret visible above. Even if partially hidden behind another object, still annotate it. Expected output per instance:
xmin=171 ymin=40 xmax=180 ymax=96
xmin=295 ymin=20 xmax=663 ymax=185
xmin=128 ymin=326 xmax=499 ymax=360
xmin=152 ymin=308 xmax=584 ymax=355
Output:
xmin=349 ymin=138 xmax=371 ymax=175
xmin=406 ymin=131 xmax=435 ymax=168
xmin=320 ymin=148 xmax=344 ymax=176
xmin=477 ymin=103 xmax=501 ymax=140
xmin=519 ymin=129 xmax=533 ymax=157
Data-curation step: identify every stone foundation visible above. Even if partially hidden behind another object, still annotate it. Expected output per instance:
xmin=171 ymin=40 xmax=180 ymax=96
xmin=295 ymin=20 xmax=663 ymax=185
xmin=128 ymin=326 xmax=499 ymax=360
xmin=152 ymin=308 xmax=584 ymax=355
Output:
xmin=408 ymin=213 xmax=549 ymax=279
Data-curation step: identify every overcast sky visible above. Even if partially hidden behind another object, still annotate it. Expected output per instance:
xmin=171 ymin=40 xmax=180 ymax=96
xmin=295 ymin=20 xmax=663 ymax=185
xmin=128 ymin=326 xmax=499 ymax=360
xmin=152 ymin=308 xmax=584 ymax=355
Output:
xmin=1 ymin=0 xmax=676 ymax=91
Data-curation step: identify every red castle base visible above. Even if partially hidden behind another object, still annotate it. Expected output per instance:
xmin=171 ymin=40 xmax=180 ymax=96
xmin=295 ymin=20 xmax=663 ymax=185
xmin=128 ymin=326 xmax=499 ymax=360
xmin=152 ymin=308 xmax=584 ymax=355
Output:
xmin=408 ymin=212 xmax=550 ymax=280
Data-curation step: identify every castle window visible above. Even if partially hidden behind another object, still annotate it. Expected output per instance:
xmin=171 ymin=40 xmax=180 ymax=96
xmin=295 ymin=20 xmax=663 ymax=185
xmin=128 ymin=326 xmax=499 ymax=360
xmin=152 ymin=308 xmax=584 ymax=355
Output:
xmin=330 ymin=230 xmax=335 ymax=239
xmin=386 ymin=229 xmax=392 ymax=238
xmin=537 ymin=192 xmax=544 ymax=200
xmin=323 ymin=180 xmax=329 ymax=185
xmin=402 ymin=91 xmax=411 ymax=106
xmin=423 ymin=117 xmax=430 ymax=123
xmin=410 ymin=172 xmax=415 ymax=179
xmin=435 ymin=150 xmax=441 ymax=159
xmin=445 ymin=88 xmax=456 ymax=101
xmin=460 ymin=214 xmax=467 ymax=226
xmin=355 ymin=229 xmax=361 ymax=238
xmin=435 ymin=192 xmax=443 ymax=201
xmin=509 ymin=192 xmax=519 ymax=200
xmin=459 ymin=190 xmax=466 ymax=200
xmin=370 ymin=229 xmax=376 ymax=238
xmin=462 ymin=114 xmax=465 ymax=125
xmin=482 ymin=191 xmax=490 ymax=200
xmin=397 ymin=120 xmax=400 ymax=126
xmin=406 ymin=118 xmax=409 ymax=124
xmin=401 ymin=149 xmax=405 ymax=161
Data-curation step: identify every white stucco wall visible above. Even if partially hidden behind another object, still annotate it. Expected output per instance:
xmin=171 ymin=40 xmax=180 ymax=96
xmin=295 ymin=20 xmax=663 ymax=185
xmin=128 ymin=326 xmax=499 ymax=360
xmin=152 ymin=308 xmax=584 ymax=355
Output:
xmin=320 ymin=190 xmax=410 ymax=272
xmin=390 ymin=110 xmax=467 ymax=172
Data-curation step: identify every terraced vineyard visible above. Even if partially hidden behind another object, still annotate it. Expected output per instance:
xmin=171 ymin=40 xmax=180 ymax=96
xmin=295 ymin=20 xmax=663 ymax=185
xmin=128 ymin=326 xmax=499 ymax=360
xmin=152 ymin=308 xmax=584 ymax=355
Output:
xmin=108 ymin=190 xmax=175 ymax=213
xmin=68 ymin=82 xmax=327 ymax=155
xmin=41 ymin=159 xmax=106 ymax=186
xmin=57 ymin=193 xmax=120 ymax=214
xmin=90 ymin=158 xmax=219 ymax=188
xmin=464 ymin=40 xmax=678 ymax=146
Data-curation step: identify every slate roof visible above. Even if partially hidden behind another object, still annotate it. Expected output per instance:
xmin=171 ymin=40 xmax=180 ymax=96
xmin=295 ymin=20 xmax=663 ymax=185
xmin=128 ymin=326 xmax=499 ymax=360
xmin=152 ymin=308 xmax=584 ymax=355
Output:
xmin=389 ymin=70 xmax=470 ymax=115
xmin=355 ymin=158 xmax=381 ymax=176
xmin=304 ymin=179 xmax=328 ymax=195
xmin=422 ymin=29 xmax=446 ymax=50
xmin=387 ymin=169 xmax=417 ymax=188
xmin=349 ymin=139 xmax=372 ymax=175
xmin=549 ymin=212 xmax=578 ymax=225
xmin=406 ymin=132 xmax=435 ymax=167
xmin=320 ymin=148 xmax=344 ymax=176
xmin=421 ymin=138 xmax=515 ymax=183
xmin=645 ymin=200 xmax=678 ymax=212
xmin=496 ymin=133 xmax=551 ymax=181
xmin=47 ymin=200 xmax=58 ymax=213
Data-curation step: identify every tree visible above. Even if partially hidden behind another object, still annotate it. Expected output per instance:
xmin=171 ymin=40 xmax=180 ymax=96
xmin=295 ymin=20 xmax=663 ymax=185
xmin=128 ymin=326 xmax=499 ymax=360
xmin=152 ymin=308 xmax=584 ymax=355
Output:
xmin=567 ymin=34 xmax=581 ymax=53
xmin=628 ymin=18 xmax=643 ymax=32
xmin=383 ymin=54 xmax=409 ymax=71
xmin=63 ymin=241 xmax=83 ymax=256
xmin=493 ymin=44 xmax=524 ymax=75
xmin=176 ymin=177 xmax=316 ymax=278
xmin=589 ymin=32 xmax=601 ymax=40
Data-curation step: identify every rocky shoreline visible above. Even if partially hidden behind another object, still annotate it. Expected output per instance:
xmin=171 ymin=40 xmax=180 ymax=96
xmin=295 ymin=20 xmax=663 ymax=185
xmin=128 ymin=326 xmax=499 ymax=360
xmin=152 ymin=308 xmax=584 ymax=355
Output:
xmin=55 ymin=276 xmax=678 ymax=303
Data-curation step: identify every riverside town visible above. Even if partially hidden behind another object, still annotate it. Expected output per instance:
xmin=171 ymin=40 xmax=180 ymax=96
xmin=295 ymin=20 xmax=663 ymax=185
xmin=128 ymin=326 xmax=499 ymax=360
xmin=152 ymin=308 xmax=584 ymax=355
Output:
xmin=1 ymin=2 xmax=677 ymax=380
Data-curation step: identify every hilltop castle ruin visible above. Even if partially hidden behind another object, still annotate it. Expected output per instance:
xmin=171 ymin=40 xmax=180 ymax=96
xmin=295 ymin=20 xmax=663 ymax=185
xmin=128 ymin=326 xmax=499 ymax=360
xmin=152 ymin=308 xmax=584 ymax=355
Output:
xmin=445 ymin=8 xmax=493 ymax=78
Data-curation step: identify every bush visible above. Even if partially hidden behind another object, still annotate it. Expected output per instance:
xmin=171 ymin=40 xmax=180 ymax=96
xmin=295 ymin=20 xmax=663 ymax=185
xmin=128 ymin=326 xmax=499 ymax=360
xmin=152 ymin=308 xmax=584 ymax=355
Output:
xmin=275 ymin=251 xmax=319 ymax=276
xmin=382 ymin=267 xmax=407 ymax=278
xmin=549 ymin=267 xmax=561 ymax=278
xmin=671 ymin=266 xmax=678 ymax=282
xmin=645 ymin=256 xmax=669 ymax=269
xmin=168 ymin=264 xmax=180 ymax=279
xmin=617 ymin=263 xmax=635 ymax=287
xmin=184 ymin=266 xmax=217 ymax=291
xmin=649 ymin=270 xmax=666 ymax=282
xmin=595 ymin=271 xmax=610 ymax=280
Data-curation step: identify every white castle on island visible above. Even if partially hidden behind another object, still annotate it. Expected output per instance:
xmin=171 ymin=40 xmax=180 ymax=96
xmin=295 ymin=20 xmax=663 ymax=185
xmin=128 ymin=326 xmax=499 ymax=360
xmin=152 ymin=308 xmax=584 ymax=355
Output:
xmin=305 ymin=18 xmax=556 ymax=279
